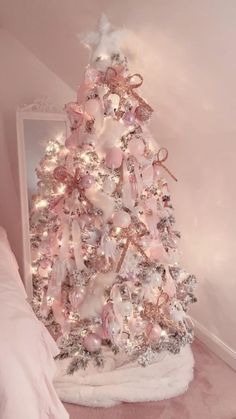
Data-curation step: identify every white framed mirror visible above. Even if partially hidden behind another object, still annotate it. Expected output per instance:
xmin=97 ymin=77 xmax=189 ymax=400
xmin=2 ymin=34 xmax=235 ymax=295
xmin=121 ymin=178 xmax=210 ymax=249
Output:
xmin=16 ymin=103 xmax=70 ymax=299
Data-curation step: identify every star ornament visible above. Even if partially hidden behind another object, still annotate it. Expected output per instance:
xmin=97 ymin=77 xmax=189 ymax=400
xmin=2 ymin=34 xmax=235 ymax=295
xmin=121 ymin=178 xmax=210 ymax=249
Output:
xmin=79 ymin=14 xmax=127 ymax=63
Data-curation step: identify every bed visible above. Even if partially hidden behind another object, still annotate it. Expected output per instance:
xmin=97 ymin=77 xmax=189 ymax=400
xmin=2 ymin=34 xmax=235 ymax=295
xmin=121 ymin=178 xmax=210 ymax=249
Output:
xmin=0 ymin=226 xmax=69 ymax=419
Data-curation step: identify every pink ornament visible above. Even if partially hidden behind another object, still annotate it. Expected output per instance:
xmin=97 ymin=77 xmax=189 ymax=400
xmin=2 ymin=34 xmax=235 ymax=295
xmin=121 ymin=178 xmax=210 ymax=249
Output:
xmin=69 ymin=287 xmax=86 ymax=310
xmin=123 ymin=111 xmax=135 ymax=126
xmin=80 ymin=174 xmax=95 ymax=189
xmin=105 ymin=147 xmax=123 ymax=169
xmin=112 ymin=210 xmax=131 ymax=228
xmin=83 ymin=333 xmax=102 ymax=353
xmin=128 ymin=138 xmax=145 ymax=157
xmin=148 ymin=324 xmax=162 ymax=342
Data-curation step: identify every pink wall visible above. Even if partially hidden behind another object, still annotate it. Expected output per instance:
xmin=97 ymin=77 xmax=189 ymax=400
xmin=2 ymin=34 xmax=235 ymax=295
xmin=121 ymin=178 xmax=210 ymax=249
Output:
xmin=0 ymin=28 xmax=74 ymax=272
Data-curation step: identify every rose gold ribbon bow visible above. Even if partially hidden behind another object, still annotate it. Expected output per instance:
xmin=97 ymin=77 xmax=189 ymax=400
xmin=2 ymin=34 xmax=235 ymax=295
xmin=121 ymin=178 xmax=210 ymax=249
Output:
xmin=53 ymin=166 xmax=81 ymax=195
xmin=141 ymin=292 xmax=169 ymax=323
xmin=153 ymin=147 xmax=178 ymax=182
xmin=104 ymin=67 xmax=153 ymax=119
xmin=116 ymin=222 xmax=149 ymax=273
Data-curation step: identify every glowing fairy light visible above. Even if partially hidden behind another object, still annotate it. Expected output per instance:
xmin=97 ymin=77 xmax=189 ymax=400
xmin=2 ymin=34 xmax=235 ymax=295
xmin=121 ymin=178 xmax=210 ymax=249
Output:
xmin=31 ymin=266 xmax=37 ymax=274
xmin=42 ymin=231 xmax=48 ymax=238
xmin=57 ymin=184 xmax=66 ymax=194
xmin=35 ymin=199 xmax=48 ymax=209
xmin=45 ymin=140 xmax=60 ymax=154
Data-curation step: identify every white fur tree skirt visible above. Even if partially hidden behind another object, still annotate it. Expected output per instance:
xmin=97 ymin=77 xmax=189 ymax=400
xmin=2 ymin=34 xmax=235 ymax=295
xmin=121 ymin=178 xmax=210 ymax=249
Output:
xmin=54 ymin=344 xmax=194 ymax=407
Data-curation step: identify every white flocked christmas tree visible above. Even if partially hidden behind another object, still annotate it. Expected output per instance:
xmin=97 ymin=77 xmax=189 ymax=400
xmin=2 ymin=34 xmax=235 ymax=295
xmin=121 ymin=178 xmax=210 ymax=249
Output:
xmin=30 ymin=15 xmax=196 ymax=402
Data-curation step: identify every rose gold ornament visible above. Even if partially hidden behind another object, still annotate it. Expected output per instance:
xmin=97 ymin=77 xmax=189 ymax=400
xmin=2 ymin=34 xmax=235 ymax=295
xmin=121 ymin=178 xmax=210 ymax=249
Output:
xmin=105 ymin=147 xmax=123 ymax=169
xmin=112 ymin=210 xmax=131 ymax=228
xmin=83 ymin=333 xmax=102 ymax=353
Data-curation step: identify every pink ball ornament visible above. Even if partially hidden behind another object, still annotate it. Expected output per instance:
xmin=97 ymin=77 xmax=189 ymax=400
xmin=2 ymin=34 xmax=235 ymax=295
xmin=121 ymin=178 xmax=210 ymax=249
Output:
xmin=69 ymin=287 xmax=86 ymax=310
xmin=128 ymin=138 xmax=145 ymax=157
xmin=105 ymin=147 xmax=123 ymax=169
xmin=83 ymin=333 xmax=102 ymax=353
xmin=112 ymin=210 xmax=131 ymax=228
xmin=123 ymin=111 xmax=135 ymax=126
xmin=148 ymin=324 xmax=162 ymax=343
xmin=80 ymin=174 xmax=95 ymax=189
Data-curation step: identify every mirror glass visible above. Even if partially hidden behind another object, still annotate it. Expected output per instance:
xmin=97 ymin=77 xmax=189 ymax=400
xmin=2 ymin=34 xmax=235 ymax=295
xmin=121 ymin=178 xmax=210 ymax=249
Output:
xmin=17 ymin=111 xmax=69 ymax=298
xmin=24 ymin=119 xmax=67 ymax=206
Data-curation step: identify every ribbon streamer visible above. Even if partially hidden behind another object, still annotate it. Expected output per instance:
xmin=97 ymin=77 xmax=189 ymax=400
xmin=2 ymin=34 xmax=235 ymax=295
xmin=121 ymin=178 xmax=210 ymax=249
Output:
xmin=71 ymin=219 xmax=85 ymax=270
xmin=153 ymin=148 xmax=178 ymax=182
xmin=122 ymin=158 xmax=135 ymax=210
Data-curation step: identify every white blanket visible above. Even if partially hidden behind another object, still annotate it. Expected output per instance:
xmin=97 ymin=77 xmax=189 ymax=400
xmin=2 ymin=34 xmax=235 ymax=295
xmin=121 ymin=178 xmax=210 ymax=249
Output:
xmin=0 ymin=226 xmax=68 ymax=419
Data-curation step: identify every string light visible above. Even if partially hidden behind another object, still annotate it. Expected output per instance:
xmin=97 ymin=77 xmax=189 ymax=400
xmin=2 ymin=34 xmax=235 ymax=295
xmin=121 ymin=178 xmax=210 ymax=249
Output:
xmin=31 ymin=266 xmax=37 ymax=274
xmin=57 ymin=184 xmax=66 ymax=194
xmin=35 ymin=199 xmax=48 ymax=209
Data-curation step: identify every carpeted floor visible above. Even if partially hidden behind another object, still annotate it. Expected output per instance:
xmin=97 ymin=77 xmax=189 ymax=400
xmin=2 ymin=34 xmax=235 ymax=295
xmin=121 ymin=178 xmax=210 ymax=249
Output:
xmin=64 ymin=339 xmax=236 ymax=419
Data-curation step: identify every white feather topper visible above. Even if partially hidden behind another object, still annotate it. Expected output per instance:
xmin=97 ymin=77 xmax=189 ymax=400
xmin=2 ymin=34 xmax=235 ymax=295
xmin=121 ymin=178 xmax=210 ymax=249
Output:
xmin=79 ymin=14 xmax=128 ymax=65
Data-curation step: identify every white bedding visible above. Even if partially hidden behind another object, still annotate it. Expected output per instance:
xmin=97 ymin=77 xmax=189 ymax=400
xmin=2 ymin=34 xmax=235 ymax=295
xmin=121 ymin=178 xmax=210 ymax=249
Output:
xmin=0 ymin=227 xmax=69 ymax=419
